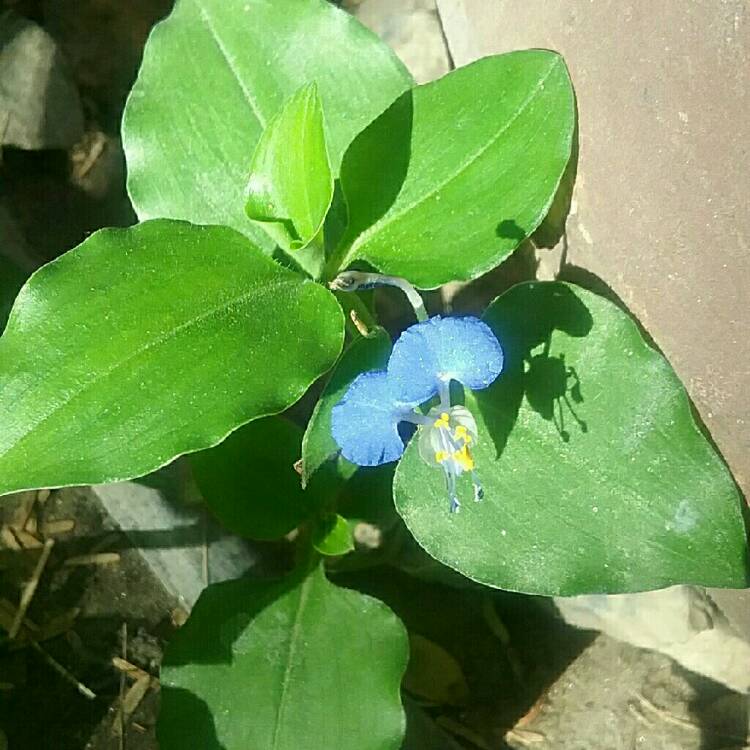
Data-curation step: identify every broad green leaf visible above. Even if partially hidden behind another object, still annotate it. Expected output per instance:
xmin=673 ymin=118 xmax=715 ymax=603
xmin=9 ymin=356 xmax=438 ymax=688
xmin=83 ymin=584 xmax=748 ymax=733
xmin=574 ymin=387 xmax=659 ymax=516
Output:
xmin=394 ymin=282 xmax=748 ymax=595
xmin=333 ymin=51 xmax=575 ymax=287
xmin=245 ymin=82 xmax=333 ymax=253
xmin=301 ymin=327 xmax=392 ymax=486
xmin=191 ymin=416 xmax=324 ymax=541
xmin=123 ymin=0 xmax=413 ymax=254
xmin=0 ymin=220 xmax=343 ymax=496
xmin=313 ymin=513 xmax=355 ymax=556
xmin=158 ymin=564 xmax=408 ymax=750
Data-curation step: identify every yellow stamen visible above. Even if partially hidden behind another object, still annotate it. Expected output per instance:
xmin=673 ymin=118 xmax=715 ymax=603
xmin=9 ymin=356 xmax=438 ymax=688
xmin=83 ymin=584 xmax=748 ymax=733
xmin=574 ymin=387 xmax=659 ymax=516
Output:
xmin=434 ymin=412 xmax=451 ymax=429
xmin=452 ymin=445 xmax=475 ymax=471
xmin=453 ymin=425 xmax=472 ymax=444
xmin=435 ymin=450 xmax=449 ymax=463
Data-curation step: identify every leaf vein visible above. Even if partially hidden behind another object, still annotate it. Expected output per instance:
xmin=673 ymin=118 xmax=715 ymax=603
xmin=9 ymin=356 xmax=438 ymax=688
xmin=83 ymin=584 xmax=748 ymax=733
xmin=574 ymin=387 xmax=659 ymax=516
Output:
xmin=271 ymin=572 xmax=314 ymax=749
xmin=195 ymin=0 xmax=267 ymax=128
xmin=0 ymin=278 xmax=302 ymax=461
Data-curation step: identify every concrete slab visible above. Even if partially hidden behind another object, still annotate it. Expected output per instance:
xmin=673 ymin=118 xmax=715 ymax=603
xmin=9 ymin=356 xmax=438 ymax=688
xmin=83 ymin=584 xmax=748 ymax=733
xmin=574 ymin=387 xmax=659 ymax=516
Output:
xmin=436 ymin=0 xmax=750 ymax=497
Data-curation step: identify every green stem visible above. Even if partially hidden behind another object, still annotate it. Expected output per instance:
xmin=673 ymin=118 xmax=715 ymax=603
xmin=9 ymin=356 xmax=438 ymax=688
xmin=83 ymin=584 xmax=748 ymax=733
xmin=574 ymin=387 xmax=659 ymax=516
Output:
xmin=329 ymin=271 xmax=427 ymax=323
xmin=323 ymin=242 xmax=350 ymax=282
xmin=293 ymin=521 xmax=321 ymax=572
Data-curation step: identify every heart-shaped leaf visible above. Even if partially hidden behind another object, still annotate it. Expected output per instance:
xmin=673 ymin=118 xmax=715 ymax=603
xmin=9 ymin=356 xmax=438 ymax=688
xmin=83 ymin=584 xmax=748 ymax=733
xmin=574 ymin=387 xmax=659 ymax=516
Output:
xmin=394 ymin=282 xmax=748 ymax=595
xmin=332 ymin=51 xmax=575 ymax=287
xmin=0 ymin=220 xmax=343 ymax=496
xmin=245 ymin=82 xmax=333 ymax=253
xmin=123 ymin=0 xmax=413 ymax=253
xmin=158 ymin=565 xmax=408 ymax=750
xmin=191 ymin=416 xmax=324 ymax=541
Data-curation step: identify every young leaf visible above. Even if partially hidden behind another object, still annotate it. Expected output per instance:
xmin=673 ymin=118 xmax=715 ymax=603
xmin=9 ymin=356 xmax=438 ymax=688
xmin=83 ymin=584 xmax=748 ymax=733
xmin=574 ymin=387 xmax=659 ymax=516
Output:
xmin=301 ymin=327 xmax=392 ymax=486
xmin=0 ymin=220 xmax=343 ymax=497
xmin=191 ymin=416 xmax=324 ymax=541
xmin=394 ymin=282 xmax=748 ymax=595
xmin=313 ymin=513 xmax=355 ymax=556
xmin=158 ymin=565 xmax=408 ymax=750
xmin=333 ymin=51 xmax=575 ymax=287
xmin=245 ymin=83 xmax=333 ymax=253
xmin=122 ymin=0 xmax=413 ymax=253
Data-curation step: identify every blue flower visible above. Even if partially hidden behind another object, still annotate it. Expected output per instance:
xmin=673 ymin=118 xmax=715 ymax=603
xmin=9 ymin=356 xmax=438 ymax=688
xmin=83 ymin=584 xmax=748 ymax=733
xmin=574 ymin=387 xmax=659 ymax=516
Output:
xmin=387 ymin=316 xmax=504 ymax=405
xmin=331 ymin=371 xmax=417 ymax=466
xmin=330 ymin=315 xmax=504 ymax=512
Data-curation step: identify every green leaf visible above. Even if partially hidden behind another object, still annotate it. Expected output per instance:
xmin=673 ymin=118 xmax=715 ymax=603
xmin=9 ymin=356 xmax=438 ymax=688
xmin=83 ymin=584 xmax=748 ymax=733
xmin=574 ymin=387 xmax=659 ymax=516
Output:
xmin=394 ymin=282 xmax=748 ymax=595
xmin=245 ymin=82 xmax=333 ymax=254
xmin=158 ymin=565 xmax=408 ymax=750
xmin=191 ymin=416 xmax=322 ymax=541
xmin=333 ymin=51 xmax=575 ymax=287
xmin=123 ymin=0 xmax=413 ymax=254
xmin=313 ymin=513 xmax=355 ymax=556
xmin=0 ymin=220 xmax=344 ymax=496
xmin=301 ymin=327 xmax=392 ymax=486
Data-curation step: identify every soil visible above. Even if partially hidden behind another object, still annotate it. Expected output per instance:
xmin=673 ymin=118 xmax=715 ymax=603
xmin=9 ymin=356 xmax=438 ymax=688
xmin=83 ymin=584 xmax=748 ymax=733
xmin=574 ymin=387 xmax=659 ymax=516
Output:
xmin=0 ymin=487 xmax=175 ymax=749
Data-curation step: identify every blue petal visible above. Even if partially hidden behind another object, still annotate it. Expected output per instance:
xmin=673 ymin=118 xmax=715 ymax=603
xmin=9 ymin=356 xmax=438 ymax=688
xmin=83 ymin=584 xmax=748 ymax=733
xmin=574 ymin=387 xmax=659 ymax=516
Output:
xmin=331 ymin=371 xmax=408 ymax=466
xmin=388 ymin=316 xmax=504 ymax=404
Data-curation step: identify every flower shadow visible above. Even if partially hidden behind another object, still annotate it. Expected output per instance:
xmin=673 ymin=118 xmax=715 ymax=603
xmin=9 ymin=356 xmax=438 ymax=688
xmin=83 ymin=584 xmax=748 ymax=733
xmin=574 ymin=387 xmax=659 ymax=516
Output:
xmin=162 ymin=573 xmax=303 ymax=668
xmin=495 ymin=218 xmax=528 ymax=242
xmin=525 ymin=349 xmax=587 ymax=442
xmin=477 ymin=282 xmax=593 ymax=458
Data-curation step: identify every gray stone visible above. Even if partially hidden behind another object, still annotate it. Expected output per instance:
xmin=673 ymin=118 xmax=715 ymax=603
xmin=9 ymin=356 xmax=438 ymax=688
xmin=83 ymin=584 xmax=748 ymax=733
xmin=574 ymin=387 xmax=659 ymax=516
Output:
xmin=436 ymin=0 xmax=750 ymax=498
xmin=0 ymin=10 xmax=84 ymax=150
xmin=350 ymin=0 xmax=451 ymax=84
xmin=515 ymin=632 xmax=750 ymax=750
xmin=555 ymin=586 xmax=750 ymax=694
xmin=92 ymin=469 xmax=257 ymax=610
xmin=709 ymin=587 xmax=750 ymax=640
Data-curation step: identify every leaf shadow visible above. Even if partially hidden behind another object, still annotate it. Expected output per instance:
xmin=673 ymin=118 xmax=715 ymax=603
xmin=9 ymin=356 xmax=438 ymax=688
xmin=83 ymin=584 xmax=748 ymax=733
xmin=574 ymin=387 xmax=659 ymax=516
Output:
xmin=162 ymin=573 xmax=301 ymax=668
xmin=532 ymin=116 xmax=579 ymax=250
xmin=337 ymin=89 xmax=413 ymax=248
xmin=157 ymin=687 xmax=229 ymax=750
xmin=495 ymin=218 xmax=527 ymax=242
xmin=478 ymin=282 xmax=594 ymax=458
